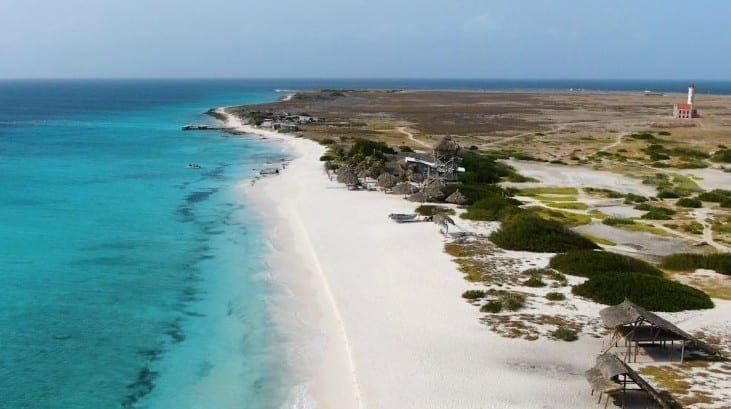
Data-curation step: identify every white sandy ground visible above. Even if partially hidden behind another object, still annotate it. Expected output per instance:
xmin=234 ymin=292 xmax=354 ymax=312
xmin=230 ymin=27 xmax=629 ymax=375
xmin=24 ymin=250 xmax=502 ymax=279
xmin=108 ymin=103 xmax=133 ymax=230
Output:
xmin=217 ymin=109 xmax=731 ymax=409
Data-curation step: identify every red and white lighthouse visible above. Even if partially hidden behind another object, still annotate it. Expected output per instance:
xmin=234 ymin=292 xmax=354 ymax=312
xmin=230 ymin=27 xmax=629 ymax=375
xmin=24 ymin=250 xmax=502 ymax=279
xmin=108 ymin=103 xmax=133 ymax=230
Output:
xmin=674 ymin=83 xmax=699 ymax=118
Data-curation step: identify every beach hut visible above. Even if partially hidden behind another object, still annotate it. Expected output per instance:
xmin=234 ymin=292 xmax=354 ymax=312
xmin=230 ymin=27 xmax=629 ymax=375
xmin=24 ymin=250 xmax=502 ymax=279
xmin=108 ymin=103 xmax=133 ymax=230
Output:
xmin=391 ymin=182 xmax=418 ymax=195
xmin=422 ymin=178 xmax=446 ymax=201
xmin=585 ymin=353 xmax=676 ymax=409
xmin=376 ymin=173 xmax=399 ymax=189
xmin=599 ymin=300 xmax=719 ymax=362
xmin=336 ymin=166 xmax=359 ymax=188
xmin=445 ymin=189 xmax=469 ymax=206
xmin=407 ymin=191 xmax=428 ymax=203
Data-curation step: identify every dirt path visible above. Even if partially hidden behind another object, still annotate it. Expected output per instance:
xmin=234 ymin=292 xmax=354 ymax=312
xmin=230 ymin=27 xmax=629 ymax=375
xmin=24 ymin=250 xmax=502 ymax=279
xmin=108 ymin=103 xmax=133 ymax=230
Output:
xmin=397 ymin=126 xmax=432 ymax=149
xmin=599 ymin=131 xmax=628 ymax=152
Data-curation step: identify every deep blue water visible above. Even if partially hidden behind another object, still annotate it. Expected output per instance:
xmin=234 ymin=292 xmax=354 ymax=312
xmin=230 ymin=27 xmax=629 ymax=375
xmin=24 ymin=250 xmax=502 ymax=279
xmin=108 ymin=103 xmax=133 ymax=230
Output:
xmin=1 ymin=77 xmax=730 ymax=409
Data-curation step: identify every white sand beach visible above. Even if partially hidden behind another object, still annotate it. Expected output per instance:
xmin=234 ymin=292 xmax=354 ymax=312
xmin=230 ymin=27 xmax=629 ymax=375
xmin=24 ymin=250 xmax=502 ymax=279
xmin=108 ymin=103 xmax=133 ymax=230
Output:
xmin=219 ymin=109 xmax=730 ymax=409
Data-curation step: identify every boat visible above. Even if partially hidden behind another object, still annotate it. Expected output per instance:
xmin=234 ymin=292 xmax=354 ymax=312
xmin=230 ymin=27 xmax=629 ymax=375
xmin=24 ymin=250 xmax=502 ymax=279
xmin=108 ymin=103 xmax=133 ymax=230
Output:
xmin=388 ymin=213 xmax=419 ymax=223
xmin=187 ymin=163 xmax=201 ymax=169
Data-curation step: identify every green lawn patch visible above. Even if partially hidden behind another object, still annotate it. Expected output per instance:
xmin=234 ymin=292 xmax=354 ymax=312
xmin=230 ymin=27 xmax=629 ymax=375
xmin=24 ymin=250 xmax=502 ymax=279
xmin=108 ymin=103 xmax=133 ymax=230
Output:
xmin=572 ymin=273 xmax=714 ymax=311
xmin=549 ymin=250 xmax=663 ymax=278
xmin=579 ymin=233 xmax=616 ymax=246
xmin=528 ymin=207 xmax=593 ymax=226
xmin=545 ymin=202 xmax=590 ymax=210
xmin=519 ymin=187 xmax=579 ymax=196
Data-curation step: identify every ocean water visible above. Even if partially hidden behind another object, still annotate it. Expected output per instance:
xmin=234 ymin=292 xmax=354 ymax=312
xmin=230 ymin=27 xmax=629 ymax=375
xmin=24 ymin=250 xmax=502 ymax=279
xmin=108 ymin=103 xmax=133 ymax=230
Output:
xmin=2 ymin=77 xmax=730 ymax=409
xmin=0 ymin=80 xmax=294 ymax=409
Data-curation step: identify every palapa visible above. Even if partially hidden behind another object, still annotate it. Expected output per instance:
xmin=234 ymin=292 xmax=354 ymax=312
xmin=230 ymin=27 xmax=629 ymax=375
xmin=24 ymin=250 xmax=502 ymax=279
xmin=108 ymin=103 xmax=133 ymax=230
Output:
xmin=585 ymin=353 xmax=675 ymax=409
xmin=599 ymin=299 xmax=720 ymax=362
xmin=336 ymin=166 xmax=359 ymax=186
xmin=445 ymin=189 xmax=469 ymax=205
xmin=407 ymin=191 xmax=428 ymax=203
xmin=432 ymin=213 xmax=455 ymax=226
xmin=434 ymin=135 xmax=460 ymax=155
xmin=376 ymin=173 xmax=399 ymax=189
xmin=391 ymin=182 xmax=418 ymax=195
xmin=422 ymin=178 xmax=445 ymax=201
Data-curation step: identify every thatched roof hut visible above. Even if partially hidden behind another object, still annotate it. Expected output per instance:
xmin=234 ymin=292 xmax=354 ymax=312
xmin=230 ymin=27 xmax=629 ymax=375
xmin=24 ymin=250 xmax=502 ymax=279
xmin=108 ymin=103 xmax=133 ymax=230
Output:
xmin=599 ymin=299 xmax=720 ymax=362
xmin=434 ymin=135 xmax=460 ymax=156
xmin=407 ymin=191 xmax=428 ymax=203
xmin=376 ymin=173 xmax=399 ymax=189
xmin=421 ymin=178 xmax=445 ymax=201
xmin=445 ymin=189 xmax=469 ymax=205
xmin=391 ymin=182 xmax=418 ymax=195
xmin=585 ymin=353 xmax=676 ymax=409
xmin=336 ymin=166 xmax=359 ymax=186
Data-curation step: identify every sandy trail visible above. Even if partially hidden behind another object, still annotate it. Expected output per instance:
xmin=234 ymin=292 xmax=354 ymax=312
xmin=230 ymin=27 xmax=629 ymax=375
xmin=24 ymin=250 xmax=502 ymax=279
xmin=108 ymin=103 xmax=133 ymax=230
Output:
xmin=397 ymin=126 xmax=432 ymax=149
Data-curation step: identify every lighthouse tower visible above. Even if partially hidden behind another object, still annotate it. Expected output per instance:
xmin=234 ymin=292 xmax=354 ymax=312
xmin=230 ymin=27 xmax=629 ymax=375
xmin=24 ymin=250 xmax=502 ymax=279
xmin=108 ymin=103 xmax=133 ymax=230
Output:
xmin=674 ymin=83 xmax=699 ymax=119
xmin=687 ymin=83 xmax=696 ymax=105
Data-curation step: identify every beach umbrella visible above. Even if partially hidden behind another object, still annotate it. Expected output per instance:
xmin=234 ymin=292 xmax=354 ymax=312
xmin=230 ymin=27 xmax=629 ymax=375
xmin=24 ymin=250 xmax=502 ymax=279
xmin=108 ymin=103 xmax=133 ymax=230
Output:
xmin=433 ymin=213 xmax=455 ymax=226
xmin=445 ymin=189 xmax=469 ymax=206
xmin=434 ymin=135 xmax=460 ymax=155
xmin=391 ymin=182 xmax=418 ymax=195
xmin=376 ymin=173 xmax=399 ymax=189
xmin=336 ymin=166 xmax=359 ymax=186
xmin=408 ymin=191 xmax=428 ymax=203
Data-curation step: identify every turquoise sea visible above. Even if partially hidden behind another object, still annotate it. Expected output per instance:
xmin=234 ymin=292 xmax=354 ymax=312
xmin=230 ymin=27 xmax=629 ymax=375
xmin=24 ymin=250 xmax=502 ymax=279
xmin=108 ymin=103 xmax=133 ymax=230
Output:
xmin=2 ymin=78 xmax=731 ymax=409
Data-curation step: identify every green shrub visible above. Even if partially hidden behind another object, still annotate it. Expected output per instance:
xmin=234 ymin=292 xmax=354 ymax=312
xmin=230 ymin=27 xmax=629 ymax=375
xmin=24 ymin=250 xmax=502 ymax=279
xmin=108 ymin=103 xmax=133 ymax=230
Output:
xmin=603 ymin=217 xmax=636 ymax=226
xmin=552 ymin=326 xmax=578 ymax=341
xmin=481 ymin=300 xmax=503 ymax=313
xmin=462 ymin=290 xmax=486 ymax=300
xmin=415 ymin=205 xmax=455 ymax=216
xmin=549 ymin=250 xmax=663 ymax=278
xmin=545 ymin=292 xmax=566 ymax=301
xmin=459 ymin=151 xmax=515 ymax=184
xmin=711 ymin=148 xmax=731 ymax=163
xmin=629 ymin=132 xmax=656 ymax=140
xmin=522 ymin=276 xmax=545 ymax=287
xmin=523 ymin=268 xmax=568 ymax=286
xmin=676 ymin=197 xmax=703 ymax=208
xmin=399 ymin=145 xmax=414 ymax=153
xmin=348 ymin=139 xmax=396 ymax=158
xmin=572 ymin=273 xmax=713 ymax=312
xmin=657 ymin=190 xmax=681 ymax=199
xmin=320 ymin=138 xmax=337 ymax=145
xmin=502 ymin=293 xmax=526 ymax=311
xmin=319 ymin=154 xmax=334 ymax=162
xmin=624 ymin=193 xmax=648 ymax=203
xmin=658 ymin=131 xmax=672 ymax=136
xmin=489 ymin=213 xmax=598 ymax=252
xmin=698 ymin=189 xmax=731 ymax=203
xmin=461 ymin=195 xmax=523 ymax=221
xmin=660 ymin=253 xmax=731 ymax=275
xmin=640 ymin=206 xmax=676 ymax=220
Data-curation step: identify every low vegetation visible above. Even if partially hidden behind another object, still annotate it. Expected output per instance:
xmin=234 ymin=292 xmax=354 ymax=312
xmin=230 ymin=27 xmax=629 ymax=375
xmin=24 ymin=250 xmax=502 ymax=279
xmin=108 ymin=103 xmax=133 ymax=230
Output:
xmin=545 ymin=292 xmax=566 ymax=301
xmin=549 ymin=250 xmax=663 ymax=278
xmin=462 ymin=289 xmax=486 ymax=300
xmin=489 ymin=213 xmax=598 ymax=252
xmin=415 ymin=205 xmax=455 ymax=216
xmin=572 ymin=273 xmax=714 ymax=312
xmin=551 ymin=326 xmax=578 ymax=342
xmin=676 ymin=197 xmax=702 ymax=208
xmin=660 ymin=253 xmax=731 ymax=275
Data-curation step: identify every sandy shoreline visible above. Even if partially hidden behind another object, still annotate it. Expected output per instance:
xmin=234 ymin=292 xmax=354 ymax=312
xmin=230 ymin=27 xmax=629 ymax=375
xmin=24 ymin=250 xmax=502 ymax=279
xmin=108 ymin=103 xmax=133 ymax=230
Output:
xmin=219 ymin=108 xmax=606 ymax=408
xmin=217 ymin=108 xmax=729 ymax=408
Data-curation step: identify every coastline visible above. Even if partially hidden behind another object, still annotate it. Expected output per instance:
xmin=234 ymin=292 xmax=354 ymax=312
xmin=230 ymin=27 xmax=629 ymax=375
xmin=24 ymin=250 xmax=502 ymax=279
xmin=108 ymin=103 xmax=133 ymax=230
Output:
xmin=219 ymin=107 xmax=608 ymax=408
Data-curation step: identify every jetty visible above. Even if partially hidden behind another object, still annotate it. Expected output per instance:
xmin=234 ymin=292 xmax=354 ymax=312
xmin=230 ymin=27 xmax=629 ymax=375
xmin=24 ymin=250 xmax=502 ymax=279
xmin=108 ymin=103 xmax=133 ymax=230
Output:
xmin=182 ymin=124 xmax=228 ymax=131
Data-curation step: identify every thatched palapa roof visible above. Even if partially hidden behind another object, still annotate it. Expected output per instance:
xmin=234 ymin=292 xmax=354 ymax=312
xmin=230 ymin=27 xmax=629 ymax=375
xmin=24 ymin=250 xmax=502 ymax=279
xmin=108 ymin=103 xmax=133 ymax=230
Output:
xmin=585 ymin=353 xmax=675 ymax=409
xmin=432 ymin=213 xmax=455 ymax=226
xmin=434 ymin=135 xmax=460 ymax=154
xmin=391 ymin=182 xmax=418 ymax=195
xmin=445 ymin=189 xmax=469 ymax=205
xmin=422 ymin=178 xmax=445 ymax=201
xmin=408 ymin=191 xmax=428 ymax=203
xmin=376 ymin=173 xmax=399 ymax=189
xmin=336 ymin=166 xmax=359 ymax=186
xmin=600 ymin=299 xmax=720 ymax=358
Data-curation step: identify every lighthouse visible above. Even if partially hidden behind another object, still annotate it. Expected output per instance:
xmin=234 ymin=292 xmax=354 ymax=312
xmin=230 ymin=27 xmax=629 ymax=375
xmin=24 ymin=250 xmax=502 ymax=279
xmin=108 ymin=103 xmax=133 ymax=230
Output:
xmin=687 ymin=83 xmax=695 ymax=105
xmin=673 ymin=83 xmax=699 ymax=119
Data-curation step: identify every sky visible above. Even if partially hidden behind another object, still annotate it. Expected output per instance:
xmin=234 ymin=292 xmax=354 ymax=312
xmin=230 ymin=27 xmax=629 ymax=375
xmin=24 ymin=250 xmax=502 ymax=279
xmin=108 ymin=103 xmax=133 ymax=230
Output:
xmin=1 ymin=0 xmax=730 ymax=79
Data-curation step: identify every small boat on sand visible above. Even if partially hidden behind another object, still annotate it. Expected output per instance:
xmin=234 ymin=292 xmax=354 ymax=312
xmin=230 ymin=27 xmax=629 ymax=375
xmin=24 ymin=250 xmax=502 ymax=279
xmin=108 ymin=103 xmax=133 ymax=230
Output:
xmin=388 ymin=213 xmax=419 ymax=223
